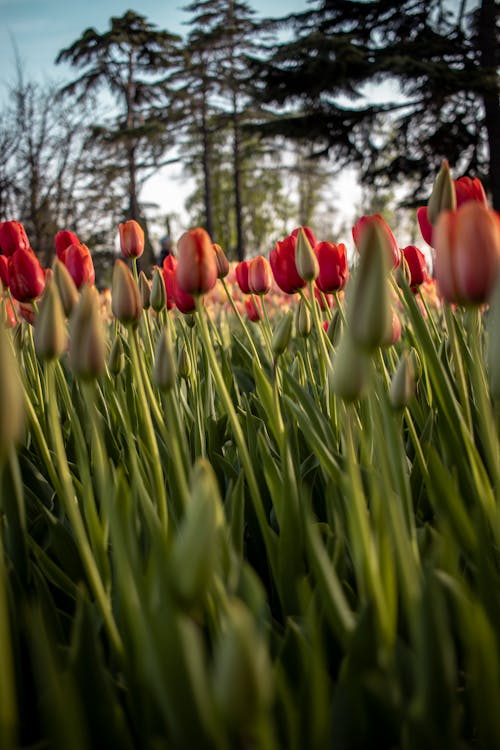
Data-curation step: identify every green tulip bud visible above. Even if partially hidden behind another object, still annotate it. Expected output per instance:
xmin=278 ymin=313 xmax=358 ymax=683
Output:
xmin=326 ymin=309 xmax=343 ymax=346
xmin=34 ymin=279 xmax=67 ymax=361
xmin=330 ymin=333 xmax=370 ymax=402
xmin=296 ymin=297 xmax=311 ymax=338
xmin=150 ymin=267 xmax=166 ymax=313
xmin=111 ymin=259 xmax=142 ymax=325
xmin=272 ymin=311 xmax=293 ymax=357
xmin=0 ymin=325 xmax=24 ymax=459
xmin=177 ymin=344 xmax=191 ymax=381
xmin=69 ymin=285 xmax=106 ymax=380
xmin=389 ymin=350 xmax=416 ymax=409
xmin=153 ymin=327 xmax=176 ymax=391
xmin=427 ymin=159 xmax=456 ymax=226
xmin=138 ymin=271 xmax=151 ymax=310
xmin=108 ymin=334 xmax=125 ymax=376
xmin=295 ymin=227 xmax=319 ymax=282
xmin=53 ymin=259 xmax=79 ymax=317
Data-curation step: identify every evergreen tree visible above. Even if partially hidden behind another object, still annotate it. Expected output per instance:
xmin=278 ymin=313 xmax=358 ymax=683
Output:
xmin=251 ymin=0 xmax=500 ymax=209
xmin=56 ymin=11 xmax=183 ymax=267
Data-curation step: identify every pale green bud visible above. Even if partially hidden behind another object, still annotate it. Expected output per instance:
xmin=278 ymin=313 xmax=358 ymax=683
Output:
xmin=108 ymin=334 xmax=125 ymax=376
xmin=153 ymin=327 xmax=176 ymax=391
xmin=330 ymin=333 xmax=370 ymax=402
xmin=53 ymin=259 xmax=79 ymax=317
xmin=326 ymin=309 xmax=343 ymax=346
xmin=138 ymin=271 xmax=151 ymax=310
xmin=427 ymin=159 xmax=456 ymax=226
xmin=212 ymin=600 xmax=273 ymax=729
xmin=389 ymin=351 xmax=416 ymax=409
xmin=111 ymin=259 xmax=142 ymax=324
xmin=69 ymin=285 xmax=106 ymax=380
xmin=177 ymin=344 xmax=191 ymax=381
xmin=34 ymin=279 xmax=67 ymax=361
xmin=272 ymin=311 xmax=293 ymax=357
xmin=0 ymin=324 xmax=24 ymax=459
xmin=295 ymin=227 xmax=319 ymax=282
xmin=150 ymin=267 xmax=166 ymax=313
xmin=296 ymin=297 xmax=311 ymax=338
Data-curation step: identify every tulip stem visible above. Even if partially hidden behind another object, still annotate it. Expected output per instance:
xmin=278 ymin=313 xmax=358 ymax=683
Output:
xmin=220 ymin=278 xmax=262 ymax=365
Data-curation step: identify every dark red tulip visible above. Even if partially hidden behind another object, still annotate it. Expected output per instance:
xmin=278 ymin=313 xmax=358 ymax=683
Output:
xmin=8 ymin=246 xmax=46 ymax=302
xmin=64 ymin=243 xmax=95 ymax=289
xmin=55 ymin=230 xmax=80 ymax=261
xmin=418 ymin=175 xmax=488 ymax=247
xmin=235 ymin=261 xmax=251 ymax=294
xmin=402 ymin=245 xmax=428 ymax=288
xmin=162 ymin=254 xmax=177 ymax=310
xmin=0 ymin=221 xmax=30 ymax=257
xmin=270 ymin=234 xmax=306 ymax=294
xmin=315 ymin=241 xmax=349 ymax=293
xmin=244 ymin=295 xmax=263 ymax=322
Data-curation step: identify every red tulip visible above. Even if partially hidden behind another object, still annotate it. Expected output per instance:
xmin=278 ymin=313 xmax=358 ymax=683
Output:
xmin=64 ymin=243 xmax=95 ymax=289
xmin=433 ymin=202 xmax=500 ymax=305
xmin=248 ymin=256 xmax=273 ymax=295
xmin=177 ymin=227 xmax=218 ymax=296
xmin=244 ymin=295 xmax=263 ymax=322
xmin=55 ymin=230 xmax=80 ymax=261
xmin=162 ymin=255 xmax=177 ymax=310
xmin=8 ymin=247 xmax=46 ymax=302
xmin=352 ymin=215 xmax=400 ymax=269
xmin=418 ymin=175 xmax=488 ymax=247
xmin=235 ymin=261 xmax=251 ymax=294
xmin=173 ymin=270 xmax=196 ymax=314
xmin=314 ymin=241 xmax=349 ymax=293
xmin=270 ymin=234 xmax=306 ymax=294
xmin=213 ymin=243 xmax=230 ymax=279
xmin=119 ymin=220 xmax=145 ymax=259
xmin=0 ymin=221 xmax=30 ymax=257
xmin=402 ymin=245 xmax=428 ymax=288
xmin=0 ymin=255 xmax=10 ymax=288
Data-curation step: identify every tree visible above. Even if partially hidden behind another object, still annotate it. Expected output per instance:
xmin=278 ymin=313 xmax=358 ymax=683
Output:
xmin=250 ymin=0 xmax=500 ymax=210
xmin=56 ymin=11 xmax=183 ymax=268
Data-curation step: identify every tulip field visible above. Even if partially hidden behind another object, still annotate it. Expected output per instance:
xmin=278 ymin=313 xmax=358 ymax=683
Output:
xmin=1 ymin=162 xmax=500 ymax=749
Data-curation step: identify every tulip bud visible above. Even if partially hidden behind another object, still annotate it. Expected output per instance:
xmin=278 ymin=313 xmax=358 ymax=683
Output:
xmin=119 ymin=220 xmax=144 ymax=259
xmin=150 ymin=267 xmax=167 ymax=313
xmin=111 ymin=259 xmax=142 ymax=324
xmin=213 ymin=600 xmax=273 ymax=729
xmin=0 ymin=324 xmax=24 ymax=459
xmin=69 ymin=285 xmax=106 ymax=379
xmin=177 ymin=345 xmax=191 ymax=380
xmin=349 ymin=221 xmax=392 ymax=352
xmin=0 ymin=221 xmax=29 ymax=257
xmin=296 ymin=297 xmax=311 ymax=337
xmin=64 ymin=243 xmax=95 ymax=289
xmin=153 ymin=328 xmax=176 ymax=391
xmin=330 ymin=334 xmax=370 ymax=401
xmin=248 ymin=256 xmax=273 ymax=295
xmin=213 ymin=243 xmax=230 ymax=279
xmin=108 ymin=334 xmax=125 ymax=376
xmin=54 ymin=230 xmax=80 ymax=261
xmin=34 ymin=280 xmax=67 ymax=361
xmin=295 ymin=227 xmax=319 ymax=281
xmin=53 ymin=259 xmax=79 ymax=317
xmin=235 ymin=261 xmax=251 ymax=294
xmin=8 ymin=246 xmax=46 ymax=302
xmin=177 ymin=227 xmax=218 ymax=296
xmin=389 ymin=351 xmax=416 ymax=409
xmin=271 ymin=311 xmax=293 ymax=357
xmin=170 ymin=459 xmax=224 ymax=606
xmin=326 ymin=309 xmax=343 ymax=346
xmin=139 ymin=271 xmax=151 ymax=309
xmin=427 ymin=160 xmax=456 ymax=226
xmin=395 ymin=253 xmax=411 ymax=288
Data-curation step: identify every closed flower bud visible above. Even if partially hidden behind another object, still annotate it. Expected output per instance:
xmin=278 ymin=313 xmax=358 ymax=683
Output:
xmin=427 ymin=160 xmax=456 ymax=226
xmin=111 ymin=259 xmax=142 ymax=324
xmin=139 ymin=271 xmax=151 ymax=309
xmin=69 ymin=285 xmax=106 ymax=379
xmin=153 ymin=327 xmax=176 ymax=391
xmin=296 ymin=297 xmax=311 ymax=337
xmin=349 ymin=221 xmax=392 ymax=352
xmin=213 ymin=600 xmax=273 ymax=729
xmin=119 ymin=220 xmax=144 ymax=259
xmin=295 ymin=227 xmax=319 ymax=281
xmin=315 ymin=241 xmax=349 ymax=293
xmin=272 ymin=310 xmax=293 ymax=357
xmin=330 ymin=333 xmax=370 ymax=401
xmin=235 ymin=260 xmax=251 ymax=294
xmin=170 ymin=459 xmax=224 ymax=606
xmin=0 ymin=221 xmax=30 ymax=257
xmin=248 ymin=255 xmax=273 ymax=295
xmin=177 ymin=344 xmax=191 ymax=380
xmin=108 ymin=334 xmax=125 ymax=376
xmin=352 ymin=214 xmax=400 ymax=270
xmin=213 ymin=243 xmax=230 ymax=279
xmin=54 ymin=230 xmax=80 ymax=261
xmin=150 ymin=267 xmax=166 ymax=312
xmin=401 ymin=245 xmax=428 ymax=288
xmin=53 ymin=259 xmax=79 ymax=317
xmin=8 ymin=246 xmax=46 ymax=302
xmin=34 ymin=279 xmax=67 ymax=360
xmin=177 ymin=227 xmax=218 ymax=295
xmin=244 ymin=295 xmax=263 ymax=322
xmin=0 ymin=324 xmax=24 ymax=459
xmin=389 ymin=351 xmax=416 ymax=409
xmin=64 ymin=242 xmax=95 ymax=289
xmin=326 ymin=309 xmax=343 ymax=346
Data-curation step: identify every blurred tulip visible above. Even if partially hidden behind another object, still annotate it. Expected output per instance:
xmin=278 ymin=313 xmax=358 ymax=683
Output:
xmin=427 ymin=159 xmax=456 ymax=225
xmin=402 ymin=245 xmax=428 ymax=289
xmin=433 ymin=202 xmax=500 ymax=305
xmin=389 ymin=351 xmax=416 ymax=409
xmin=315 ymin=241 xmax=349 ymax=293
xmin=139 ymin=271 xmax=151 ymax=309
xmin=244 ymin=295 xmax=263 ymax=322
xmin=0 ymin=255 xmax=10 ymax=288
xmin=270 ymin=234 xmax=306 ymax=294
xmin=352 ymin=214 xmax=400 ymax=269
xmin=235 ymin=260 xmax=251 ymax=294
xmin=295 ymin=227 xmax=319 ymax=281
xmin=54 ymin=229 xmax=80 ymax=261
xmin=173 ymin=271 xmax=196 ymax=314
xmin=119 ymin=220 xmax=144 ymax=259
xmin=291 ymin=225 xmax=317 ymax=247
xmin=53 ymin=259 xmax=79 ymax=317
xmin=213 ymin=243 xmax=230 ymax=279
xmin=34 ymin=280 xmax=67 ymax=361
xmin=1 ymin=297 xmax=16 ymax=327
xmin=69 ymin=285 xmax=106 ymax=379
xmin=0 ymin=322 xmax=24 ymax=458
xmin=8 ymin=246 xmax=46 ymax=302
xmin=418 ymin=174 xmax=488 ymax=247
xmin=162 ymin=255 xmax=177 ymax=310
xmin=0 ymin=221 xmax=30 ymax=257
xmin=248 ymin=256 xmax=272 ymax=295
xmin=111 ymin=259 xmax=142 ymax=323
xmin=382 ymin=310 xmax=402 ymax=347
xmin=177 ymin=227 xmax=217 ymax=295
xmin=64 ymin=242 xmax=95 ymax=289
xmin=150 ymin=267 xmax=166 ymax=313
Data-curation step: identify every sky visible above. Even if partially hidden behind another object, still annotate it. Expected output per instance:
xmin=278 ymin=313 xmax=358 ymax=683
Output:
xmin=0 ymin=0 xmax=363 ymax=249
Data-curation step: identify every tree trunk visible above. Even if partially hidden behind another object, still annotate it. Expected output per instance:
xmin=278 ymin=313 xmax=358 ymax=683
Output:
xmin=479 ymin=0 xmax=500 ymax=210
xmin=232 ymin=101 xmax=245 ymax=261
xmin=201 ymin=88 xmax=214 ymax=238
